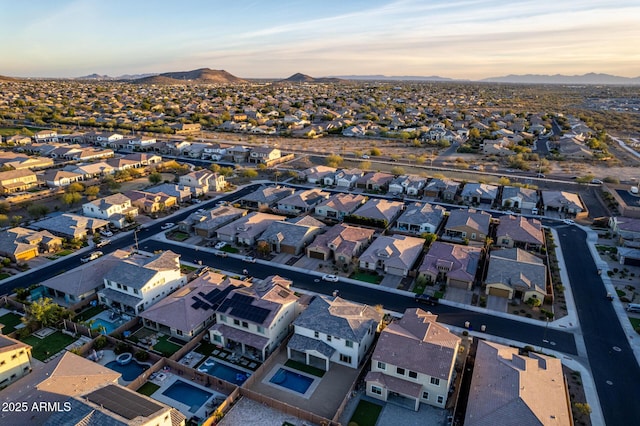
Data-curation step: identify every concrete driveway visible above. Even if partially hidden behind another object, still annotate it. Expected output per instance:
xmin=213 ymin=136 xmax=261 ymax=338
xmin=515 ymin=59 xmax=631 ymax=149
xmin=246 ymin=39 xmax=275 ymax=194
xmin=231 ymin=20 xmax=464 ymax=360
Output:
xmin=486 ymin=295 xmax=508 ymax=312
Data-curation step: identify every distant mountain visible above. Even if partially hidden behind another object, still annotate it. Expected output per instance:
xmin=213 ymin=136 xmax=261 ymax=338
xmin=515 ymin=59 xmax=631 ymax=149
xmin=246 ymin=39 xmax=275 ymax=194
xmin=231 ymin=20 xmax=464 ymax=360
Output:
xmin=280 ymin=73 xmax=345 ymax=83
xmin=481 ymin=73 xmax=640 ymax=85
xmin=0 ymin=75 xmax=17 ymax=82
xmin=334 ymin=74 xmax=455 ymax=82
xmin=75 ymin=73 xmax=111 ymax=80
xmin=133 ymin=68 xmax=245 ymax=84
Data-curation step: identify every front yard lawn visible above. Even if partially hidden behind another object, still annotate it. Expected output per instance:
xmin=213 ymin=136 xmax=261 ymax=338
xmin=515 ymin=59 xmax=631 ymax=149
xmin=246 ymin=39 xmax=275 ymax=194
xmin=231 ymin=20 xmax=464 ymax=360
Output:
xmin=221 ymin=245 xmax=239 ymax=254
xmin=350 ymin=271 xmax=383 ymax=284
xmin=0 ymin=273 xmax=11 ymax=280
xmin=630 ymin=317 xmax=640 ymax=334
xmin=0 ymin=312 xmax=24 ymax=334
xmin=349 ymin=400 xmax=383 ymax=426
xmin=168 ymin=231 xmax=190 ymax=242
xmin=285 ymin=359 xmax=325 ymax=377
xmin=22 ymin=331 xmax=77 ymax=361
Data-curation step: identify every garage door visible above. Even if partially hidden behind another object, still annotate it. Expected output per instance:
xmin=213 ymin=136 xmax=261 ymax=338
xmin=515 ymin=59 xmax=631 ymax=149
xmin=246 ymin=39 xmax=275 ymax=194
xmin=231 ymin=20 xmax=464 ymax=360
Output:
xmin=488 ymin=287 xmax=511 ymax=298
xmin=623 ymin=257 xmax=640 ymax=267
xmin=308 ymin=250 xmax=326 ymax=260
xmin=449 ymin=279 xmax=471 ymax=290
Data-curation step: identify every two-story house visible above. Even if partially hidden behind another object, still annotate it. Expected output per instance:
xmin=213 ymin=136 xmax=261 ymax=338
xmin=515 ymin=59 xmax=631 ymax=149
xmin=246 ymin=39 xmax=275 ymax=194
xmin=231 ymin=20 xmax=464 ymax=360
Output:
xmin=0 ymin=335 xmax=32 ymax=389
xmin=0 ymin=227 xmax=62 ymax=262
xmin=388 ymin=175 xmax=428 ymax=196
xmin=366 ymin=309 xmax=460 ymax=410
xmin=0 ymin=169 xmax=39 ymax=195
xmin=306 ymin=223 xmax=375 ymax=266
xmin=249 ymin=147 xmax=281 ymax=164
xmin=179 ymin=170 xmax=226 ymax=194
xmin=98 ymin=251 xmax=186 ymax=315
xmin=124 ymin=190 xmax=177 ymax=214
xmin=501 ymin=186 xmax=538 ymax=210
xmin=287 ymin=296 xmax=383 ymax=371
xmin=82 ymin=194 xmax=138 ymax=229
xmin=209 ymin=275 xmax=300 ymax=361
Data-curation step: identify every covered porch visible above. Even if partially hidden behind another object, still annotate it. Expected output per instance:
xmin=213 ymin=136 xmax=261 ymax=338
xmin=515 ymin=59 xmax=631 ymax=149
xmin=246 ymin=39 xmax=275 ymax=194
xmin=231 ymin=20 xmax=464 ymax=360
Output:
xmin=365 ymin=371 xmax=423 ymax=411
xmin=98 ymin=288 xmax=143 ymax=315
xmin=286 ymin=333 xmax=335 ymax=371
xmin=209 ymin=323 xmax=269 ymax=361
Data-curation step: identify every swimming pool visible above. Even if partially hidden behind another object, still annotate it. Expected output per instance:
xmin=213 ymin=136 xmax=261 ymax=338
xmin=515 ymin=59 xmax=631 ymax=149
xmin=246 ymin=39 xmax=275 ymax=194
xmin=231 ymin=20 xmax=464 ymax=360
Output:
xmin=91 ymin=318 xmax=119 ymax=334
xmin=162 ymin=380 xmax=213 ymax=413
xmin=269 ymin=368 xmax=314 ymax=394
xmin=197 ymin=357 xmax=250 ymax=385
xmin=105 ymin=359 xmax=149 ymax=381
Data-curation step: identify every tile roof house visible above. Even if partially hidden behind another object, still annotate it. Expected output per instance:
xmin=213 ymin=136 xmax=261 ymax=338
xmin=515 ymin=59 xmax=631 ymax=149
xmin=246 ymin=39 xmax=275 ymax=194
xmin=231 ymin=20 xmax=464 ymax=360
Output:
xmin=0 ymin=352 xmax=121 ymax=426
xmin=418 ymin=242 xmax=482 ymax=290
xmin=287 ymin=296 xmax=383 ymax=371
xmin=496 ymin=215 xmax=544 ymax=251
xmin=124 ymin=189 xmax=178 ymax=214
xmin=300 ymin=165 xmax=336 ymax=184
xmin=395 ymin=202 xmax=446 ymax=235
xmin=140 ymin=272 xmax=242 ymax=341
xmin=356 ymin=172 xmax=395 ymax=191
xmin=359 ymin=235 xmax=425 ymax=277
xmin=82 ymin=193 xmax=138 ymax=229
xmin=501 ymin=186 xmax=539 ymax=210
xmin=314 ymin=193 xmax=367 ymax=221
xmin=388 ymin=175 xmax=428 ymax=196
xmin=609 ymin=216 xmax=640 ymax=248
xmin=258 ymin=217 xmax=325 ymax=255
xmin=0 ymin=169 xmax=39 ymax=195
xmin=33 ymin=213 xmax=110 ymax=239
xmin=324 ymin=168 xmax=364 ymax=188
xmin=63 ymin=161 xmax=114 ymax=179
xmin=42 ymin=250 xmax=132 ymax=308
xmin=145 ymin=183 xmax=193 ymax=203
xmin=238 ymin=185 xmax=296 ymax=211
xmin=461 ymin=183 xmax=499 ymax=205
xmin=209 ymin=275 xmax=300 ymax=361
xmin=216 ymin=212 xmax=286 ymax=245
xmin=275 ymin=188 xmax=330 ymax=215
xmin=444 ymin=209 xmax=492 ymax=243
xmin=0 ymin=152 xmax=54 ymax=170
xmin=350 ymin=198 xmax=405 ymax=228
xmin=45 ymin=383 xmax=185 ymax=426
xmin=249 ymin=146 xmax=281 ymax=164
xmin=98 ymin=251 xmax=187 ymax=315
xmin=0 ymin=227 xmax=62 ymax=262
xmin=179 ymin=169 xmax=226 ymax=194
xmin=423 ymin=178 xmax=460 ymax=201
xmin=541 ymin=191 xmax=585 ymax=215
xmin=465 ymin=340 xmax=572 ymax=426
xmin=485 ymin=248 xmax=547 ymax=301
xmin=0 ymin=335 xmax=32 ymax=390
xmin=41 ymin=169 xmax=84 ymax=188
xmin=306 ymin=223 xmax=375 ymax=265
xmin=188 ymin=205 xmax=247 ymax=237
xmin=366 ymin=309 xmax=461 ymax=410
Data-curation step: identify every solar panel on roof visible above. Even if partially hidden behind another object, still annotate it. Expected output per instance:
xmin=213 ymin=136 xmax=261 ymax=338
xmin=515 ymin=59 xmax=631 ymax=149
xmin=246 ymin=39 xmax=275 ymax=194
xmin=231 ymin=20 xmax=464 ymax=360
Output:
xmin=87 ymin=384 xmax=162 ymax=420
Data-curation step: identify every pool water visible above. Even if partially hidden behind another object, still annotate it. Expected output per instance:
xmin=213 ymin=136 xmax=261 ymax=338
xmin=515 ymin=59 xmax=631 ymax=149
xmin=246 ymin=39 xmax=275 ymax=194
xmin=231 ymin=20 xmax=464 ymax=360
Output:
xmin=91 ymin=318 xmax=120 ymax=334
xmin=162 ymin=380 xmax=213 ymax=413
xmin=105 ymin=360 xmax=149 ymax=381
xmin=197 ymin=357 xmax=250 ymax=385
xmin=269 ymin=368 xmax=314 ymax=394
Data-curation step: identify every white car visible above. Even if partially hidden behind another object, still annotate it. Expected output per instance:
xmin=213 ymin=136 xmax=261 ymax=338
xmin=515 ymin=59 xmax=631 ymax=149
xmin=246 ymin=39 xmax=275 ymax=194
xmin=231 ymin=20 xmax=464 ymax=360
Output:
xmin=562 ymin=219 xmax=575 ymax=225
xmin=81 ymin=251 xmax=103 ymax=263
xmin=100 ymin=230 xmax=113 ymax=237
xmin=96 ymin=239 xmax=111 ymax=248
xmin=161 ymin=223 xmax=175 ymax=230
xmin=242 ymin=256 xmax=256 ymax=263
xmin=591 ymin=179 xmax=603 ymax=184
xmin=214 ymin=242 xmax=227 ymax=250
xmin=361 ymin=154 xmax=370 ymax=159
xmin=322 ymin=274 xmax=339 ymax=282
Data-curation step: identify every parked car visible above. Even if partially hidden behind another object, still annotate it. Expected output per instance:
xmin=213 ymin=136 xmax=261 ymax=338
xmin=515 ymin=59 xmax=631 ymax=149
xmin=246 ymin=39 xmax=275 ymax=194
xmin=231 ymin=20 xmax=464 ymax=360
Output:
xmin=414 ymin=294 xmax=439 ymax=306
xmin=100 ymin=229 xmax=113 ymax=237
xmin=242 ymin=256 xmax=256 ymax=263
xmin=562 ymin=219 xmax=575 ymax=225
xmin=591 ymin=179 xmax=603 ymax=184
xmin=322 ymin=274 xmax=339 ymax=282
xmin=81 ymin=251 xmax=103 ymax=263
xmin=96 ymin=239 xmax=111 ymax=248
xmin=161 ymin=222 xmax=175 ymax=230
xmin=214 ymin=242 xmax=227 ymax=250
xmin=214 ymin=250 xmax=228 ymax=257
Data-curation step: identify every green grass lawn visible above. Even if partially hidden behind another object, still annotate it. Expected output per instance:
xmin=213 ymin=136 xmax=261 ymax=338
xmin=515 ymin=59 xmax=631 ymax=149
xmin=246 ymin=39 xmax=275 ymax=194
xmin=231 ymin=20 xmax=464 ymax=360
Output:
xmin=195 ymin=341 xmax=219 ymax=356
xmin=348 ymin=400 xmax=383 ymax=426
xmin=153 ymin=335 xmax=182 ymax=357
xmin=285 ymin=359 xmax=325 ymax=377
xmin=74 ymin=305 xmax=107 ymax=322
xmin=137 ymin=381 xmax=160 ymax=396
xmin=22 ymin=331 xmax=77 ymax=361
xmin=0 ymin=273 xmax=11 ymax=281
xmin=181 ymin=264 xmax=198 ymax=273
xmin=168 ymin=231 xmax=190 ymax=241
xmin=630 ymin=317 xmax=640 ymax=333
xmin=350 ymin=272 xmax=383 ymax=284
xmin=221 ymin=246 xmax=239 ymax=254
xmin=0 ymin=312 xmax=24 ymax=334
xmin=56 ymin=249 xmax=74 ymax=257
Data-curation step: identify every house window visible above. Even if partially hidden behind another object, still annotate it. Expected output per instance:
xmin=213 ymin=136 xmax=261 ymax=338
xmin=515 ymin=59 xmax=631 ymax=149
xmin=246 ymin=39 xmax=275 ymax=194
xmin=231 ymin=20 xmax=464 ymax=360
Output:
xmin=340 ymin=354 xmax=352 ymax=364
xmin=396 ymin=367 xmax=405 ymax=376
xmin=133 ymin=288 xmax=139 ymax=294
xmin=242 ymin=321 xmax=248 ymax=328
xmin=220 ymin=315 xmax=226 ymax=322
xmin=501 ymin=238 xmax=509 ymax=245
xmin=213 ymin=334 xmax=222 ymax=343
xmin=314 ymin=331 xmax=319 ymax=338
xmin=176 ymin=330 xmax=183 ymax=336
xmin=377 ymin=362 xmax=386 ymax=370
xmin=11 ymin=354 xmax=17 ymax=360
xmin=234 ymin=319 xmax=240 ymax=326
xmin=430 ymin=377 xmax=440 ymax=386
xmin=257 ymin=326 xmax=264 ymax=334
xmin=327 ymin=335 xmax=332 ymax=342
xmin=437 ymin=395 xmax=444 ymax=404
xmin=371 ymin=386 xmax=382 ymax=395
xmin=345 ymin=340 xmax=353 ymax=348
xmin=422 ymin=391 xmax=429 ymax=400
xmin=117 ymin=283 xmax=122 ymax=289
xmin=409 ymin=371 xmax=418 ymax=379
xmin=471 ymin=233 xmax=476 ymax=240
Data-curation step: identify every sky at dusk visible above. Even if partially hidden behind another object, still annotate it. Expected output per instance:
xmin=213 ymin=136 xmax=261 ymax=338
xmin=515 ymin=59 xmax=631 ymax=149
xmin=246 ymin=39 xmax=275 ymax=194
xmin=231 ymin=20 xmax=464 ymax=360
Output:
xmin=1 ymin=0 xmax=638 ymax=79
